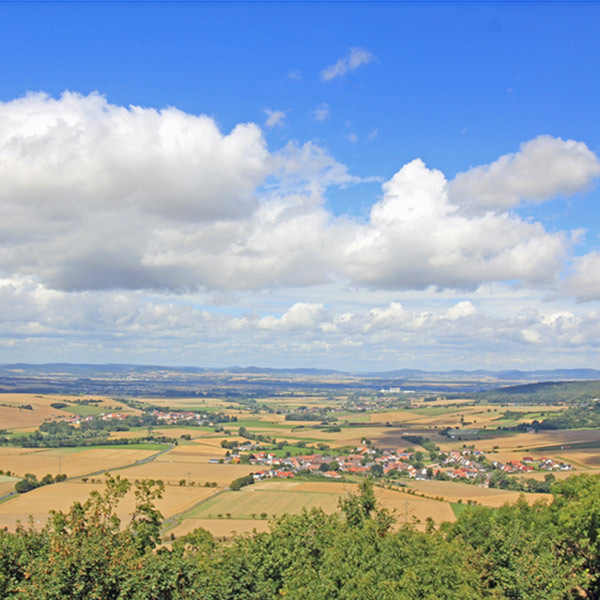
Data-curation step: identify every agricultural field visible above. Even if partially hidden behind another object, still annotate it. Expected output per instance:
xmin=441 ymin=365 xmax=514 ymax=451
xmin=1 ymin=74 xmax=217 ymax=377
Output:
xmin=0 ymin=446 xmax=160 ymax=481
xmin=1 ymin=389 xmax=600 ymax=540
xmin=0 ymin=394 xmax=139 ymax=432
xmin=170 ymin=517 xmax=270 ymax=538
xmin=166 ymin=479 xmax=457 ymax=539
xmin=405 ymin=479 xmax=549 ymax=508
xmin=117 ymin=456 xmax=257 ymax=487
xmin=0 ymin=474 xmax=21 ymax=497
xmin=0 ymin=478 xmax=217 ymax=531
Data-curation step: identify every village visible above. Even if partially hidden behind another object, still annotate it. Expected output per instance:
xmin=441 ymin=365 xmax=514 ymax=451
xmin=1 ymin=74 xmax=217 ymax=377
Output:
xmin=213 ymin=442 xmax=573 ymax=485
xmin=60 ymin=409 xmax=222 ymax=427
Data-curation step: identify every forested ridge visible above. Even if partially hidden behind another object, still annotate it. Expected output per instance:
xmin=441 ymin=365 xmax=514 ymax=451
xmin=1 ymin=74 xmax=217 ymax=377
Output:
xmin=1 ymin=474 xmax=600 ymax=599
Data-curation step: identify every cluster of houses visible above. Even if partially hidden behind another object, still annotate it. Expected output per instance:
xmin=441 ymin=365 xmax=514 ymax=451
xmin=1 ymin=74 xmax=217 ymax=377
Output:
xmin=211 ymin=444 xmax=573 ymax=484
xmin=422 ymin=449 xmax=572 ymax=480
xmin=62 ymin=414 xmax=96 ymax=425
xmin=60 ymin=409 xmax=219 ymax=427
xmin=60 ymin=411 xmax=131 ymax=426
xmin=151 ymin=410 xmax=214 ymax=425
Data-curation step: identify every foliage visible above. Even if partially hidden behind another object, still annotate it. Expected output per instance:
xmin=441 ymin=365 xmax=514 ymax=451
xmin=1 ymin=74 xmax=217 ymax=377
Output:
xmin=2 ymin=473 xmax=600 ymax=598
xmin=230 ymin=474 xmax=254 ymax=491
xmin=536 ymin=400 xmax=600 ymax=430
xmin=14 ymin=472 xmax=66 ymax=494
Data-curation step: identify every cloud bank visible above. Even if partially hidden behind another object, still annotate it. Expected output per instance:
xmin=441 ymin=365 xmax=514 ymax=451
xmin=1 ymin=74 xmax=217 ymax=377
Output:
xmin=0 ymin=91 xmax=598 ymax=303
xmin=2 ymin=274 xmax=600 ymax=369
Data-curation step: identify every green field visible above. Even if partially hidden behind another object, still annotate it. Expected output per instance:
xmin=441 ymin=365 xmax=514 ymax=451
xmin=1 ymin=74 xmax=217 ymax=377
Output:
xmin=184 ymin=485 xmax=342 ymax=520
xmin=48 ymin=442 xmax=171 ymax=452
xmin=57 ymin=404 xmax=107 ymax=417
xmin=450 ymin=502 xmax=468 ymax=518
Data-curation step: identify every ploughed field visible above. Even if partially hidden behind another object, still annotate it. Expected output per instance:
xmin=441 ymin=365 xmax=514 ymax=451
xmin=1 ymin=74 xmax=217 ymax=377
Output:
xmin=1 ymin=391 xmax=599 ymax=538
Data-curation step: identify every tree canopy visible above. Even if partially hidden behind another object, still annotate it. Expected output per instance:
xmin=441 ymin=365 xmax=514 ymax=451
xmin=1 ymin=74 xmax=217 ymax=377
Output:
xmin=1 ymin=474 xmax=600 ymax=598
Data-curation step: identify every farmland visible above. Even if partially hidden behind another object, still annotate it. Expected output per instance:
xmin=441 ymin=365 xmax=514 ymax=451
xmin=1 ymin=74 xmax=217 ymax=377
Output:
xmin=1 ymin=375 xmax=600 ymax=538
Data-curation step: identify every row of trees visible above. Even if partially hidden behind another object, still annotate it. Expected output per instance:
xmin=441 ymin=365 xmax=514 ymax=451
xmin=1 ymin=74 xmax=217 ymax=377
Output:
xmin=14 ymin=472 xmax=67 ymax=494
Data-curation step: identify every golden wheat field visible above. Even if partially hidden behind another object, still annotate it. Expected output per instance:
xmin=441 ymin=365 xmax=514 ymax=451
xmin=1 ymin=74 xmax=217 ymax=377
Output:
xmin=0 ymin=446 xmax=157 ymax=479
xmin=0 ymin=394 xmax=140 ymax=432
xmin=0 ymin=395 xmax=68 ymax=430
xmin=0 ymin=475 xmax=20 ymax=497
xmin=405 ymin=479 xmax=549 ymax=507
xmin=0 ymin=479 xmax=218 ymax=531
xmin=168 ymin=518 xmax=270 ymax=539
xmin=117 ymin=457 xmax=257 ymax=486
xmin=291 ymin=480 xmax=456 ymax=523
xmin=0 ymin=389 xmax=597 ymax=538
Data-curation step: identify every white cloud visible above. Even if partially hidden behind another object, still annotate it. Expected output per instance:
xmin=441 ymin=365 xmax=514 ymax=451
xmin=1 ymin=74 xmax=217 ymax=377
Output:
xmin=0 ymin=92 xmax=352 ymax=292
xmin=264 ymin=108 xmax=288 ymax=129
xmin=311 ymin=103 xmax=330 ymax=122
xmin=565 ymin=250 xmax=600 ymax=301
xmin=446 ymin=301 xmax=476 ymax=320
xmin=448 ymin=135 xmax=600 ymax=213
xmin=321 ymin=47 xmax=375 ymax=81
xmin=342 ymin=158 xmax=569 ymax=290
xmin=258 ymin=302 xmax=327 ymax=331
xmin=0 ymin=93 xmax=597 ymax=304
xmin=2 ymin=274 xmax=600 ymax=368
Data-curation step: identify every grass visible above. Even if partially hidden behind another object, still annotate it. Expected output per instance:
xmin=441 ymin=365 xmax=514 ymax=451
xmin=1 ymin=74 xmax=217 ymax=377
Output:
xmin=268 ymin=445 xmax=322 ymax=457
xmin=57 ymin=404 xmax=106 ymax=417
xmin=450 ymin=502 xmax=468 ymax=518
xmin=96 ymin=442 xmax=171 ymax=451
xmin=183 ymin=486 xmax=342 ymax=520
xmin=41 ymin=443 xmax=171 ymax=452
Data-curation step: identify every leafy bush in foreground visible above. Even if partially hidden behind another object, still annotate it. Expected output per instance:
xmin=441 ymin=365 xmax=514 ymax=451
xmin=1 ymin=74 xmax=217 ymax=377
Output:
xmin=1 ymin=475 xmax=600 ymax=599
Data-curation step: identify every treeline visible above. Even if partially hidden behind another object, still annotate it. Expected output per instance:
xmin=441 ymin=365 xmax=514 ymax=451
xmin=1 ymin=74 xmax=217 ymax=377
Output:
xmin=237 ymin=426 xmax=276 ymax=445
xmin=535 ymin=401 xmax=600 ymax=430
xmin=1 ymin=474 xmax=600 ymax=599
xmin=14 ymin=472 xmax=67 ymax=493
xmin=0 ymin=407 xmax=235 ymax=448
xmin=0 ymin=420 xmax=175 ymax=448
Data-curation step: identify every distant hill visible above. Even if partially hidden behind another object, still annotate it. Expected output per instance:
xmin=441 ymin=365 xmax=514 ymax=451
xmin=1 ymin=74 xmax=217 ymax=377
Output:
xmin=476 ymin=380 xmax=600 ymax=404
xmin=1 ymin=363 xmax=600 ymax=397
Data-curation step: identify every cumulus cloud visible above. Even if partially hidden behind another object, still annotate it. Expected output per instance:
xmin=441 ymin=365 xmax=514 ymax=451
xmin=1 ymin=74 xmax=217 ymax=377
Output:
xmin=0 ymin=92 xmax=353 ymax=292
xmin=342 ymin=159 xmax=569 ymax=290
xmin=0 ymin=92 xmax=597 ymax=300
xmin=258 ymin=302 xmax=327 ymax=331
xmin=321 ymin=47 xmax=374 ymax=81
xmin=565 ymin=251 xmax=600 ymax=301
xmin=448 ymin=135 xmax=600 ymax=213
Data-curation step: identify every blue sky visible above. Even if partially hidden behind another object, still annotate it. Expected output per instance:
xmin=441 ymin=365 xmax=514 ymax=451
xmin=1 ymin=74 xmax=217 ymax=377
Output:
xmin=0 ymin=2 xmax=599 ymax=370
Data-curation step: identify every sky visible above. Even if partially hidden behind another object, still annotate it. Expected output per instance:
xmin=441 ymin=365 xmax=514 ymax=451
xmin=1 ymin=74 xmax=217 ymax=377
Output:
xmin=0 ymin=1 xmax=599 ymax=371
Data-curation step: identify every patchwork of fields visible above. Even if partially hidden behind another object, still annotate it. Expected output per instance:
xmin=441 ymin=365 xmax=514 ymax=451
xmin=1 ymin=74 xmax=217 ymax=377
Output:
xmin=1 ymin=391 xmax=599 ymax=539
